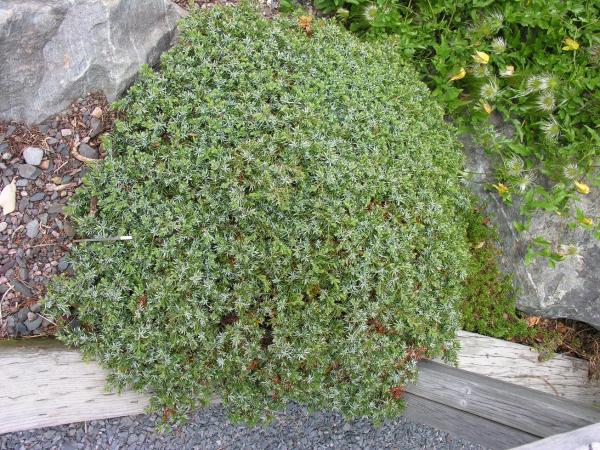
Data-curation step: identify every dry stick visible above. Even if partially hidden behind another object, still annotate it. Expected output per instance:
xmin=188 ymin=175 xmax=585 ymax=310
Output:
xmin=0 ymin=285 xmax=15 ymax=325
xmin=53 ymin=160 xmax=69 ymax=174
xmin=36 ymin=312 xmax=57 ymax=326
xmin=73 ymin=236 xmax=133 ymax=243
xmin=30 ymin=242 xmax=63 ymax=248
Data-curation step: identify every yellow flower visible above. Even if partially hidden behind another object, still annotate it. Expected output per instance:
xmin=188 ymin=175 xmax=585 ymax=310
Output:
xmin=482 ymin=101 xmax=493 ymax=114
xmin=581 ymin=217 xmax=593 ymax=227
xmin=472 ymin=51 xmax=490 ymax=64
xmin=574 ymin=181 xmax=590 ymax=195
xmin=562 ymin=38 xmax=580 ymax=51
xmin=500 ymin=65 xmax=515 ymax=77
xmin=493 ymin=183 xmax=509 ymax=195
xmin=449 ymin=68 xmax=466 ymax=81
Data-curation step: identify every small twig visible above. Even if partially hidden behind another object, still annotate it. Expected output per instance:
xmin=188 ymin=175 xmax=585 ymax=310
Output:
xmin=30 ymin=242 xmax=63 ymax=248
xmin=0 ymin=284 xmax=13 ymax=304
xmin=53 ymin=160 xmax=69 ymax=174
xmin=0 ymin=284 xmax=14 ymax=326
xmin=71 ymin=144 xmax=99 ymax=164
xmin=73 ymin=236 xmax=133 ymax=243
xmin=36 ymin=312 xmax=57 ymax=326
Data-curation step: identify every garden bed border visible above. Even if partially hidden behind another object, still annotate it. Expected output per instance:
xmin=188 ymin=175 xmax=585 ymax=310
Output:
xmin=1 ymin=331 xmax=599 ymax=449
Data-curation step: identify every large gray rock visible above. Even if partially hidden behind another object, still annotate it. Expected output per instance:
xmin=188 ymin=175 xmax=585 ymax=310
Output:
xmin=463 ymin=129 xmax=600 ymax=329
xmin=0 ymin=0 xmax=185 ymax=124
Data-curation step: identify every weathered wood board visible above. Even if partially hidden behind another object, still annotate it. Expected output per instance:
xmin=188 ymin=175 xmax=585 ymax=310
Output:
xmin=403 ymin=393 xmax=538 ymax=449
xmin=0 ymin=341 xmax=149 ymax=434
xmin=453 ymin=330 xmax=600 ymax=408
xmin=509 ymin=422 xmax=600 ymax=450
xmin=407 ymin=360 xmax=600 ymax=440
xmin=2 ymin=333 xmax=599 ymax=450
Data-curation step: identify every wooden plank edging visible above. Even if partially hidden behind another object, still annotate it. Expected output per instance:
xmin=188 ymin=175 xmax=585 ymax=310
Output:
xmin=408 ymin=360 xmax=600 ymax=439
xmin=1 ymin=333 xmax=599 ymax=450
xmin=454 ymin=330 xmax=599 ymax=407
xmin=509 ymin=422 xmax=600 ymax=450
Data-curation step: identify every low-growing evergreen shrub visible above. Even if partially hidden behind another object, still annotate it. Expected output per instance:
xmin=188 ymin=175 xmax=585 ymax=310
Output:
xmin=44 ymin=3 xmax=471 ymax=424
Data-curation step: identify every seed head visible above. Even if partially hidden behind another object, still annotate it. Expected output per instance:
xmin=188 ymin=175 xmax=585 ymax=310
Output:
xmin=517 ymin=172 xmax=536 ymax=192
xmin=491 ymin=37 xmax=507 ymax=54
xmin=480 ymin=79 xmax=499 ymax=99
xmin=540 ymin=117 xmax=560 ymax=142
xmin=505 ymin=155 xmax=524 ymax=177
xmin=363 ymin=4 xmax=378 ymax=23
xmin=536 ymin=92 xmax=555 ymax=112
xmin=563 ymin=163 xmax=579 ymax=180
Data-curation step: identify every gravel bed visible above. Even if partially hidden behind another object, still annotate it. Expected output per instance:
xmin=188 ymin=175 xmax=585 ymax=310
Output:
xmin=0 ymin=92 xmax=115 ymax=338
xmin=0 ymin=404 xmax=487 ymax=450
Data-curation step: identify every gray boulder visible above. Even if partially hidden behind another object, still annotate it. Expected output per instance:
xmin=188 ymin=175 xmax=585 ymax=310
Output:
xmin=0 ymin=0 xmax=186 ymax=124
xmin=463 ymin=131 xmax=600 ymax=329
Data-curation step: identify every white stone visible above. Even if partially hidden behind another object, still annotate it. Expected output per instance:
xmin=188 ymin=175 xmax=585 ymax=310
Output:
xmin=90 ymin=107 xmax=103 ymax=119
xmin=0 ymin=181 xmax=16 ymax=215
xmin=23 ymin=146 xmax=43 ymax=166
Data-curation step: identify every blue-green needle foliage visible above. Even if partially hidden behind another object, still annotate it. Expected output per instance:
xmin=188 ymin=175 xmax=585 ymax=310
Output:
xmin=44 ymin=3 xmax=471 ymax=424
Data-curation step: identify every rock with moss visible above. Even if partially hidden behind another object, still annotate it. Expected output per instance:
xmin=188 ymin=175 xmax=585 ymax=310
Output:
xmin=463 ymin=128 xmax=600 ymax=330
xmin=44 ymin=4 xmax=471 ymax=424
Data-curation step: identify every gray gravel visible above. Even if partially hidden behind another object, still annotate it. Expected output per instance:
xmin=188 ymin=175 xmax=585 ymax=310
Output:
xmin=0 ymin=404 xmax=487 ymax=450
xmin=1 ymin=92 xmax=111 ymax=339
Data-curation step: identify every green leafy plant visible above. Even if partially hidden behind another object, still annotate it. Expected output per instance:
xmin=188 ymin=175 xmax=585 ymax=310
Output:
xmin=44 ymin=3 xmax=471 ymax=425
xmin=314 ymin=0 xmax=600 ymax=260
xmin=459 ymin=204 xmax=534 ymax=339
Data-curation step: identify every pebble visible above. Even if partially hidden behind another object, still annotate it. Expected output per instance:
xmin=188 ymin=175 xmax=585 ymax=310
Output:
xmin=17 ymin=164 xmax=39 ymax=180
xmin=0 ymin=222 xmax=7 ymax=233
xmin=58 ymin=258 xmax=69 ymax=272
xmin=61 ymin=128 xmax=72 ymax=137
xmin=12 ymin=281 xmax=33 ymax=298
xmin=90 ymin=118 xmax=103 ymax=138
xmin=16 ymin=307 xmax=30 ymax=322
xmin=16 ymin=322 xmax=29 ymax=336
xmin=25 ymin=219 xmax=40 ymax=238
xmin=58 ymin=144 xmax=70 ymax=156
xmin=0 ymin=404 xmax=484 ymax=450
xmin=91 ymin=106 xmax=103 ymax=118
xmin=78 ymin=143 xmax=99 ymax=159
xmin=18 ymin=197 xmax=29 ymax=211
xmin=30 ymin=303 xmax=41 ymax=313
xmin=63 ymin=220 xmax=75 ymax=237
xmin=23 ymin=147 xmax=44 ymax=166
xmin=25 ymin=316 xmax=43 ymax=331
xmin=29 ymin=192 xmax=45 ymax=202
xmin=47 ymin=203 xmax=64 ymax=214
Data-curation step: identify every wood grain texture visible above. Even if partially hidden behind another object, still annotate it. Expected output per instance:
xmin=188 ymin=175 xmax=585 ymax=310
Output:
xmin=1 ymin=333 xmax=599 ymax=447
xmin=451 ymin=330 xmax=600 ymax=408
xmin=407 ymin=360 xmax=600 ymax=438
xmin=403 ymin=393 xmax=538 ymax=449
xmin=509 ymin=422 xmax=600 ymax=450
xmin=0 ymin=342 xmax=149 ymax=434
